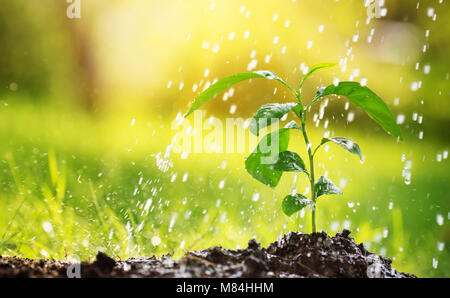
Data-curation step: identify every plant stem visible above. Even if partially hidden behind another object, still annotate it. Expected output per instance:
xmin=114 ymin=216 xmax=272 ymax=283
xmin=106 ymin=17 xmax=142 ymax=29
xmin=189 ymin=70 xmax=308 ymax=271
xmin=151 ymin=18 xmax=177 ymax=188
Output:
xmin=295 ymin=91 xmax=317 ymax=233
xmin=300 ymin=111 xmax=317 ymax=233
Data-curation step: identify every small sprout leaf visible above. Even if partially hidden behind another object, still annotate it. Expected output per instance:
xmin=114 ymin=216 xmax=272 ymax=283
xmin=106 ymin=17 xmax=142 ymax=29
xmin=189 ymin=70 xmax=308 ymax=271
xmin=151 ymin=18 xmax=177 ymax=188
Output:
xmin=314 ymin=82 xmax=402 ymax=140
xmin=315 ymin=176 xmax=343 ymax=198
xmin=320 ymin=137 xmax=362 ymax=160
xmin=282 ymin=194 xmax=313 ymax=216
xmin=185 ymin=71 xmax=294 ymax=117
xmin=249 ymin=103 xmax=298 ymax=136
xmin=299 ymin=62 xmax=337 ymax=90
xmin=270 ymin=151 xmax=308 ymax=173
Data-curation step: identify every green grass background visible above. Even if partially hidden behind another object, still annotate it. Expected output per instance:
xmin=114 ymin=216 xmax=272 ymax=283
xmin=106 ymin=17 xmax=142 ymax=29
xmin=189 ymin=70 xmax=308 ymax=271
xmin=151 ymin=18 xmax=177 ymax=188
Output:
xmin=0 ymin=100 xmax=448 ymax=278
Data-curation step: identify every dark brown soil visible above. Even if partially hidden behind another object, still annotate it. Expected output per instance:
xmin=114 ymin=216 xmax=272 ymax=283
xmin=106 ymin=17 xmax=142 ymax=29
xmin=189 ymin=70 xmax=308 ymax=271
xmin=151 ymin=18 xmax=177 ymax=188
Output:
xmin=0 ymin=230 xmax=416 ymax=278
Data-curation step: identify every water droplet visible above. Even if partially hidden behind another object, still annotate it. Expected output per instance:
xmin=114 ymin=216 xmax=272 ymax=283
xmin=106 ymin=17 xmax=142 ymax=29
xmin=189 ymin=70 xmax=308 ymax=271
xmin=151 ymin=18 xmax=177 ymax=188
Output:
xmin=247 ymin=59 xmax=258 ymax=71
xmin=218 ymin=179 xmax=225 ymax=189
xmin=169 ymin=214 xmax=178 ymax=232
xmin=432 ymin=257 xmax=438 ymax=269
xmin=156 ymin=152 xmax=173 ymax=173
xmin=396 ymin=114 xmax=405 ymax=124
xmin=436 ymin=214 xmax=444 ymax=226
xmin=347 ymin=112 xmax=355 ymax=122
xmin=151 ymin=236 xmax=161 ymax=246
xmin=333 ymin=77 xmax=339 ymax=86
xmin=343 ymin=220 xmax=351 ymax=230
xmin=394 ymin=97 xmax=400 ymax=106
xmin=144 ymin=199 xmax=152 ymax=212
xmin=402 ymin=160 xmax=412 ymax=185
xmin=9 ymin=82 xmax=18 ymax=91
xmin=42 ymin=221 xmax=53 ymax=233
xmin=170 ymin=174 xmax=177 ymax=183
xmin=418 ymin=131 xmax=424 ymax=140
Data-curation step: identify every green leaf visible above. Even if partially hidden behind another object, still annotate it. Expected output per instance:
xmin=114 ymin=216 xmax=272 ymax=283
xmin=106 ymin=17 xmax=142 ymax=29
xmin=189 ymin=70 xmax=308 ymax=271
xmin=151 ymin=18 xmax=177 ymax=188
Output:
xmin=282 ymin=194 xmax=313 ymax=216
xmin=249 ymin=103 xmax=297 ymax=136
xmin=185 ymin=71 xmax=295 ymax=117
xmin=299 ymin=62 xmax=336 ymax=90
xmin=284 ymin=120 xmax=302 ymax=130
xmin=319 ymin=137 xmax=362 ymax=160
xmin=245 ymin=128 xmax=290 ymax=187
xmin=291 ymin=104 xmax=302 ymax=118
xmin=270 ymin=151 xmax=308 ymax=173
xmin=245 ymin=153 xmax=283 ymax=188
xmin=253 ymin=70 xmax=297 ymax=93
xmin=314 ymin=82 xmax=402 ymax=140
xmin=254 ymin=128 xmax=290 ymax=155
xmin=315 ymin=176 xmax=343 ymax=198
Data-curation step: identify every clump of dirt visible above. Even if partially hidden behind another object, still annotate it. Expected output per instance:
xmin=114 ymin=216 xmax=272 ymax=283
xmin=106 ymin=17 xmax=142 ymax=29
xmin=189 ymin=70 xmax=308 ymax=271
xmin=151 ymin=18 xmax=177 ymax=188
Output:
xmin=0 ymin=230 xmax=416 ymax=278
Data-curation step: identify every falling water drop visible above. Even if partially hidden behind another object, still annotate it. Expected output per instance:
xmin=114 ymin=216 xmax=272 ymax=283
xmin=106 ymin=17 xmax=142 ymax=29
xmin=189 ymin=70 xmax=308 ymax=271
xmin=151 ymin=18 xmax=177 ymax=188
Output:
xmin=436 ymin=214 xmax=444 ymax=226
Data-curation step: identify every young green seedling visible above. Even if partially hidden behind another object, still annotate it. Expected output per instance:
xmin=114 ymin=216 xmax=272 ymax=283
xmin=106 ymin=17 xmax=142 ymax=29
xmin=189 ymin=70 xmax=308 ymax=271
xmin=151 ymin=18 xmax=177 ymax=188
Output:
xmin=184 ymin=63 xmax=401 ymax=232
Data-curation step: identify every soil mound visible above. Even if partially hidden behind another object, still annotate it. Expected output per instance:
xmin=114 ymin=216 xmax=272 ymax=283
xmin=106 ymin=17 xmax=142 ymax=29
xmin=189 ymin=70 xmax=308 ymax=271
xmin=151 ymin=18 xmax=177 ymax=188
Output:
xmin=0 ymin=230 xmax=415 ymax=278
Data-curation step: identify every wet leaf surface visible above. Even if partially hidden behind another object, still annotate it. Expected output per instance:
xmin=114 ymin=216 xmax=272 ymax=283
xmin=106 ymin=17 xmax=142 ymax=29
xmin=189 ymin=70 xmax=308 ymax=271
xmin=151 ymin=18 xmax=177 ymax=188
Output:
xmin=281 ymin=194 xmax=312 ymax=216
